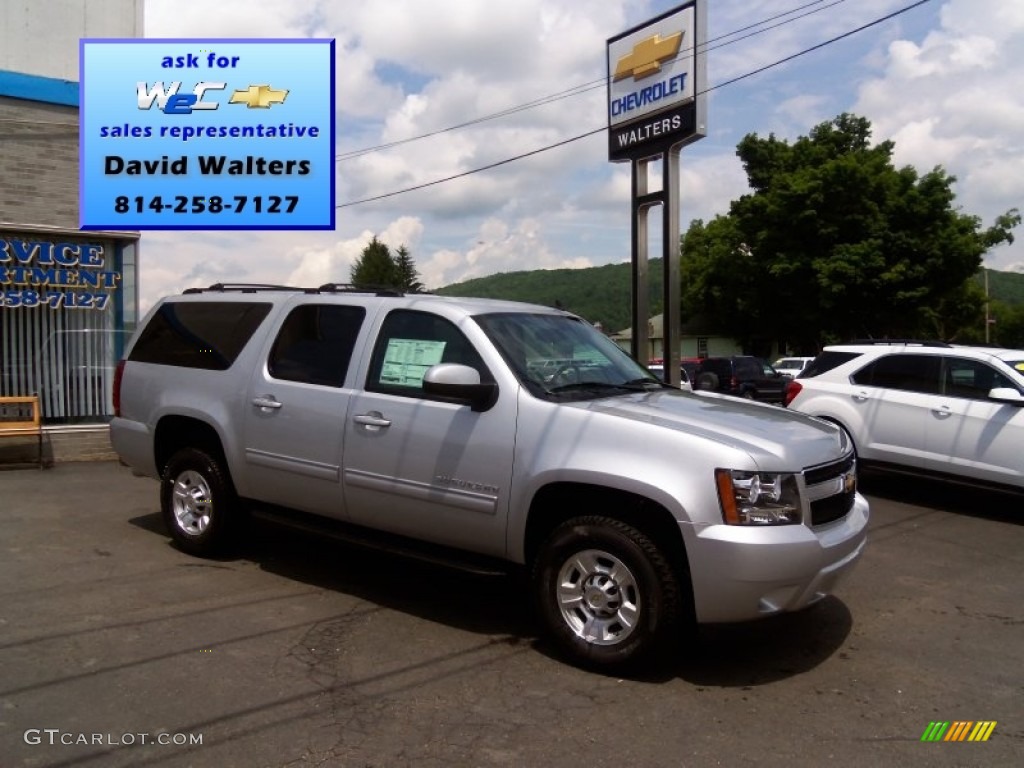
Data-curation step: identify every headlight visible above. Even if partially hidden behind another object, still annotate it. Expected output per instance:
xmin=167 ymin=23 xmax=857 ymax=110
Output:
xmin=715 ymin=469 xmax=802 ymax=525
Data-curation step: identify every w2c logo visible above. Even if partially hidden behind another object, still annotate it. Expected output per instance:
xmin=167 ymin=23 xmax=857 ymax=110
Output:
xmin=136 ymin=82 xmax=226 ymax=114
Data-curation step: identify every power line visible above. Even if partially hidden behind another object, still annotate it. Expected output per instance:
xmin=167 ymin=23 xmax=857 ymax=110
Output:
xmin=336 ymin=0 xmax=844 ymax=161
xmin=337 ymin=0 xmax=936 ymax=209
xmin=3 ymin=2 xmax=837 ymax=137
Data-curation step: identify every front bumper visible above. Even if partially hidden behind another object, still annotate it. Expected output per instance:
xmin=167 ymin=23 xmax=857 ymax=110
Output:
xmin=684 ymin=492 xmax=869 ymax=623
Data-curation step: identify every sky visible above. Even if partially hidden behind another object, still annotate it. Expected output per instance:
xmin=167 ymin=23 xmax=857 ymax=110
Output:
xmin=138 ymin=0 xmax=1024 ymax=318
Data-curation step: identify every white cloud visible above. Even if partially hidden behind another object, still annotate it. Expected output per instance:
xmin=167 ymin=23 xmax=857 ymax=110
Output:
xmin=284 ymin=217 xmax=425 ymax=287
xmin=854 ymin=0 xmax=1024 ymax=269
xmin=419 ymin=217 xmax=592 ymax=289
xmin=134 ymin=0 xmax=1024 ymax=311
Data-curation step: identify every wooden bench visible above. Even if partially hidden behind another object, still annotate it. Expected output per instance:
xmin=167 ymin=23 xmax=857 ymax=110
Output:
xmin=0 ymin=395 xmax=44 ymax=468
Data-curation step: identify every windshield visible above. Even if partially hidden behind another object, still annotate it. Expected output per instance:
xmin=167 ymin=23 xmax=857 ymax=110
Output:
xmin=475 ymin=312 xmax=662 ymax=400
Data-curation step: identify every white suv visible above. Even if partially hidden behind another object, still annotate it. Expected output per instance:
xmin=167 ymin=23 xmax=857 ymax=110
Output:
xmin=784 ymin=342 xmax=1024 ymax=493
xmin=773 ymin=356 xmax=815 ymax=378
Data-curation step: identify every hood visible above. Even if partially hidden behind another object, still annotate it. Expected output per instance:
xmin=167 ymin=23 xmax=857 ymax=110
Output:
xmin=569 ymin=389 xmax=846 ymax=470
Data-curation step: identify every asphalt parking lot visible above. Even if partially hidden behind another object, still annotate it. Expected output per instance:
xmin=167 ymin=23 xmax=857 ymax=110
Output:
xmin=1 ymin=461 xmax=1021 ymax=768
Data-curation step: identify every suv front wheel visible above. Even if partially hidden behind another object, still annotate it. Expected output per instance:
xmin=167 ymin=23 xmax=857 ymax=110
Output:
xmin=532 ymin=516 xmax=683 ymax=670
xmin=160 ymin=447 xmax=238 ymax=557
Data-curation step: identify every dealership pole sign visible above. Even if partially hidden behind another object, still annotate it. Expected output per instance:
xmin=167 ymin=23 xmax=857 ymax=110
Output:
xmin=607 ymin=0 xmax=706 ymax=161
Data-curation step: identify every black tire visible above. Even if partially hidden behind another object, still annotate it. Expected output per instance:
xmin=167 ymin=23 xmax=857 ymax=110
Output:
xmin=695 ymin=372 xmax=718 ymax=391
xmin=160 ymin=447 xmax=238 ymax=557
xmin=532 ymin=516 xmax=684 ymax=671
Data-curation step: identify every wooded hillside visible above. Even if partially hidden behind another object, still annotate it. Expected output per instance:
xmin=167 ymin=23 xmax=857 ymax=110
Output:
xmin=437 ymin=262 xmax=1024 ymax=335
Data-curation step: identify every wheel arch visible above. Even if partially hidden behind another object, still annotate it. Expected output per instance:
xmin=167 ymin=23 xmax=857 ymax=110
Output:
xmin=154 ymin=415 xmax=229 ymax=478
xmin=522 ymin=482 xmax=692 ymax=590
xmin=812 ymin=415 xmax=858 ymax=457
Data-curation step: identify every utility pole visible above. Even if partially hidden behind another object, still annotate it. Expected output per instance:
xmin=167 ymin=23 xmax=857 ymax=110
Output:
xmin=985 ymin=267 xmax=990 ymax=344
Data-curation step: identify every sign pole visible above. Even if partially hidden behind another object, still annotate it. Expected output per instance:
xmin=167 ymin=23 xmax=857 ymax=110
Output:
xmin=663 ymin=145 xmax=682 ymax=385
xmin=630 ymin=157 xmax=650 ymax=365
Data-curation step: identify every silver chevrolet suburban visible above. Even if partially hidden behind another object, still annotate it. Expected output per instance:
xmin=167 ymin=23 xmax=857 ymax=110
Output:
xmin=111 ymin=284 xmax=868 ymax=670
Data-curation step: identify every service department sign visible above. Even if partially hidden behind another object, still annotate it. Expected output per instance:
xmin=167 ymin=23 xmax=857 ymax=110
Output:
xmin=607 ymin=0 xmax=706 ymax=162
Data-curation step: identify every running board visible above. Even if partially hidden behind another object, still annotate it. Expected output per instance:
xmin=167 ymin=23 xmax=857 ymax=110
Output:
xmin=246 ymin=504 xmax=513 ymax=577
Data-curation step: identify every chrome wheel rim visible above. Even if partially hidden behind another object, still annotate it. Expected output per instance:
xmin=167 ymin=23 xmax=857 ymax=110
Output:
xmin=171 ymin=470 xmax=213 ymax=537
xmin=556 ymin=549 xmax=640 ymax=646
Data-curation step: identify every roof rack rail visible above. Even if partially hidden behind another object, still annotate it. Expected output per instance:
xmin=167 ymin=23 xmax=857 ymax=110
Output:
xmin=845 ymin=339 xmax=952 ymax=347
xmin=180 ymin=282 xmax=432 ymax=297
xmin=183 ymin=283 xmax=315 ymax=294
xmin=317 ymin=283 xmax=404 ymax=297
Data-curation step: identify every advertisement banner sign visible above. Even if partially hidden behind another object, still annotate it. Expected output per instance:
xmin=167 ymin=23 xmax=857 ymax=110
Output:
xmin=80 ymin=39 xmax=335 ymax=230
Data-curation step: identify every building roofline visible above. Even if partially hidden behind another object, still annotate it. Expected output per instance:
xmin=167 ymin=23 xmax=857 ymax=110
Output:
xmin=1 ymin=222 xmax=139 ymax=241
xmin=0 ymin=69 xmax=78 ymax=107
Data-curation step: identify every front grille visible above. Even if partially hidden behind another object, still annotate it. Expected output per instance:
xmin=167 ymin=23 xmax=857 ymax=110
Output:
xmin=804 ymin=454 xmax=855 ymax=486
xmin=810 ymin=489 xmax=856 ymax=526
xmin=804 ymin=453 xmax=857 ymax=526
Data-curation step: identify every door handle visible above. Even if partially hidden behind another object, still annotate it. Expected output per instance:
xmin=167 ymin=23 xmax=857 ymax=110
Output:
xmin=354 ymin=412 xmax=391 ymax=429
xmin=251 ymin=396 xmax=282 ymax=410
xmin=931 ymin=405 xmax=952 ymax=418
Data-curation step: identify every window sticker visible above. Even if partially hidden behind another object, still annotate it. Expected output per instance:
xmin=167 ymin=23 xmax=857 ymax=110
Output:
xmin=1015 ymin=362 xmax=1024 ymax=372
xmin=379 ymin=339 xmax=446 ymax=387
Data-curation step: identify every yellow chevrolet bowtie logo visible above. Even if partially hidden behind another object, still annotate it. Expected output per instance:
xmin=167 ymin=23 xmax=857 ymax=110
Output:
xmin=229 ymin=85 xmax=289 ymax=108
xmin=614 ymin=32 xmax=683 ymax=81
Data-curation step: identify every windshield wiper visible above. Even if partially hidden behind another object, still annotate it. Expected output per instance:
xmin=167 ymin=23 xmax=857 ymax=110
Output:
xmin=547 ymin=379 xmax=660 ymax=394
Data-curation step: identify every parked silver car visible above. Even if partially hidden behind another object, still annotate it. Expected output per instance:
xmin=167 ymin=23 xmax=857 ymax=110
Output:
xmin=111 ymin=285 xmax=868 ymax=670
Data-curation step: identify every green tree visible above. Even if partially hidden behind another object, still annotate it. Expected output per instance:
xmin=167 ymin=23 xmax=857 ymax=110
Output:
xmin=350 ymin=238 xmax=424 ymax=292
xmin=394 ymin=245 xmax=423 ymax=292
xmin=989 ymin=301 xmax=1024 ymax=348
xmin=681 ymin=113 xmax=1020 ymax=350
xmin=350 ymin=236 xmax=399 ymax=287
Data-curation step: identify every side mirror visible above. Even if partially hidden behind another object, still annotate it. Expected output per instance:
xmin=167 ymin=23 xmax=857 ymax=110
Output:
xmin=988 ymin=387 xmax=1024 ymax=405
xmin=423 ymin=363 xmax=498 ymax=412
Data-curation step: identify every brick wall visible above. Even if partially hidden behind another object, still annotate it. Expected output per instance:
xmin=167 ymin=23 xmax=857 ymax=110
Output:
xmin=0 ymin=96 xmax=79 ymax=228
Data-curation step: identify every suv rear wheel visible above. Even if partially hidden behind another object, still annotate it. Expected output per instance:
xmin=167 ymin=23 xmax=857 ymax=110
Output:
xmin=694 ymin=372 xmax=718 ymax=391
xmin=160 ymin=447 xmax=238 ymax=557
xmin=532 ymin=516 xmax=683 ymax=670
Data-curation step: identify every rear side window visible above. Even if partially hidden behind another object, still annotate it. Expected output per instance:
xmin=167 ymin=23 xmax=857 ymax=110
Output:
xmin=129 ymin=301 xmax=271 ymax=370
xmin=852 ymin=354 xmax=941 ymax=394
xmin=735 ymin=358 xmax=760 ymax=378
xmin=802 ymin=351 xmax=861 ymax=378
xmin=268 ymin=304 xmax=366 ymax=387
